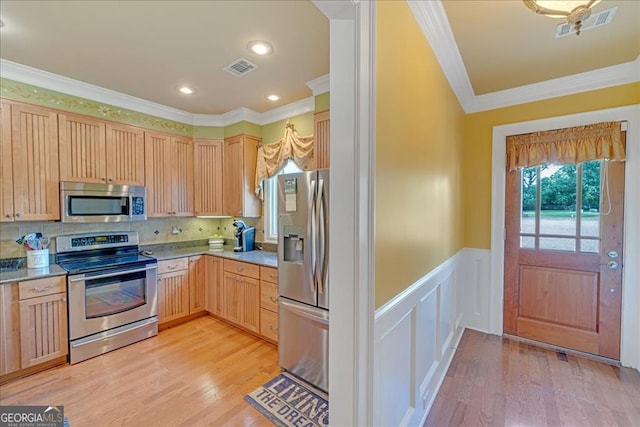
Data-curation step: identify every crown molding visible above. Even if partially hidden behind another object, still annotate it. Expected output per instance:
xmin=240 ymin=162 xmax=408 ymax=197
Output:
xmin=306 ymin=74 xmax=330 ymax=96
xmin=467 ymin=57 xmax=640 ymax=113
xmin=0 ymin=58 xmax=194 ymax=124
xmin=409 ymin=1 xmax=640 ymax=114
xmin=260 ymin=97 xmax=315 ymax=125
xmin=0 ymin=58 xmax=324 ymax=128
xmin=407 ymin=0 xmax=475 ymax=112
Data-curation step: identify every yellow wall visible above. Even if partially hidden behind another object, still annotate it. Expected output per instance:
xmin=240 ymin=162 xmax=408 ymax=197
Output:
xmin=463 ymin=82 xmax=640 ymax=249
xmin=375 ymin=1 xmax=465 ymax=308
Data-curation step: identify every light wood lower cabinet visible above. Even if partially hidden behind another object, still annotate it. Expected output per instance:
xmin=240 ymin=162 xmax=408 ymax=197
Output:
xmin=188 ymin=256 xmax=206 ymax=315
xmin=222 ymin=259 xmax=260 ymax=333
xmin=0 ymin=276 xmax=68 ymax=380
xmin=205 ymin=256 xmax=224 ymax=317
xmin=260 ymin=266 xmax=279 ymax=343
xmin=157 ymin=258 xmax=190 ymax=325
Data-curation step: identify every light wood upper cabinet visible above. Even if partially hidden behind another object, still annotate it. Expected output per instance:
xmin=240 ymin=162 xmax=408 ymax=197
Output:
xmin=6 ymin=103 xmax=60 ymax=221
xmin=144 ymin=131 xmax=193 ymax=217
xmin=223 ymin=134 xmax=261 ymax=218
xmin=193 ymin=139 xmax=224 ymax=216
xmin=105 ymin=123 xmax=145 ymax=186
xmin=58 ymin=113 xmax=107 ymax=184
xmin=1 ymin=100 xmax=14 ymax=223
xmin=314 ymin=109 xmax=330 ymax=169
xmin=59 ymin=116 xmax=144 ymax=186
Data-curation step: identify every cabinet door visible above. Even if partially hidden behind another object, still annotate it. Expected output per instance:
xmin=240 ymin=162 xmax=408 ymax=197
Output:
xmin=193 ymin=139 xmax=223 ymax=216
xmin=157 ymin=270 xmax=189 ymax=324
xmin=206 ymin=256 xmax=224 ymax=316
xmin=106 ymin=123 xmax=145 ymax=185
xmin=0 ymin=283 xmax=21 ymax=375
xmin=58 ymin=113 xmax=106 ymax=183
xmin=188 ymin=256 xmax=206 ymax=314
xmin=314 ymin=110 xmax=330 ymax=169
xmin=0 ymin=100 xmax=13 ymax=222
xmin=19 ymin=292 xmax=68 ymax=368
xmin=223 ymin=272 xmax=243 ymax=325
xmin=241 ymin=276 xmax=260 ymax=333
xmin=223 ymin=135 xmax=243 ymax=217
xmin=171 ymin=136 xmax=194 ymax=217
xmin=11 ymin=104 xmax=60 ymax=221
xmin=144 ymin=132 xmax=173 ymax=217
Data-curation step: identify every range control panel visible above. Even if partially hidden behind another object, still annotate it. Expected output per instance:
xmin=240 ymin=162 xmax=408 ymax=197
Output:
xmin=70 ymin=234 xmax=129 ymax=248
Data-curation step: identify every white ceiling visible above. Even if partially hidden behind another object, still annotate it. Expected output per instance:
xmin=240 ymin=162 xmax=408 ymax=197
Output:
xmin=0 ymin=0 xmax=638 ymax=118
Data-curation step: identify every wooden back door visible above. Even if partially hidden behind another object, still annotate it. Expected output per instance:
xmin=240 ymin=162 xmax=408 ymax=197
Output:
xmin=504 ymin=134 xmax=625 ymax=360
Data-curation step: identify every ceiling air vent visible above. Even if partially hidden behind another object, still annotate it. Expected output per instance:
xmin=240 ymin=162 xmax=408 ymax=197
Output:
xmin=223 ymin=58 xmax=257 ymax=76
xmin=555 ymin=7 xmax=617 ymax=38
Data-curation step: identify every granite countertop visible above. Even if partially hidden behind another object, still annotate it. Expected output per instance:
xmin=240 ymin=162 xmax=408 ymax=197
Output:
xmin=0 ymin=264 xmax=68 ymax=285
xmin=0 ymin=246 xmax=277 ymax=285
xmin=150 ymin=245 xmax=278 ymax=268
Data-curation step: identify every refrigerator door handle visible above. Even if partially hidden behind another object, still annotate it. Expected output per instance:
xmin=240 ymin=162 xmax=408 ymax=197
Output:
xmin=280 ymin=299 xmax=329 ymax=327
xmin=316 ymin=178 xmax=326 ymax=296
xmin=310 ymin=179 xmax=317 ymax=295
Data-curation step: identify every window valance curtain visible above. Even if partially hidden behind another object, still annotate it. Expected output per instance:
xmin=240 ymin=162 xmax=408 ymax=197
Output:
xmin=507 ymin=121 xmax=625 ymax=171
xmin=254 ymin=122 xmax=314 ymax=200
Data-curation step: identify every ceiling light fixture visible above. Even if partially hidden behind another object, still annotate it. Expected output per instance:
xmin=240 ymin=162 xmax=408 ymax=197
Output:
xmin=247 ymin=40 xmax=273 ymax=56
xmin=523 ymin=0 xmax=601 ymax=35
xmin=177 ymin=86 xmax=196 ymax=95
xmin=266 ymin=94 xmax=280 ymax=102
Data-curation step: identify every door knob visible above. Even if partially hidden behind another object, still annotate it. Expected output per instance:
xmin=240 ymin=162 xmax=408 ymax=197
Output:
xmin=607 ymin=261 xmax=619 ymax=270
xmin=607 ymin=250 xmax=619 ymax=259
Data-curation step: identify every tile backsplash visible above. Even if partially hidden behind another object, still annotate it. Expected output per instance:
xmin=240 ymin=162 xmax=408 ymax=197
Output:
xmin=1 ymin=216 xmax=269 ymax=259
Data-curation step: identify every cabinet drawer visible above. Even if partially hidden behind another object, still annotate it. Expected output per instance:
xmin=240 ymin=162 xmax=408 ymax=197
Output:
xmin=260 ymin=266 xmax=278 ymax=283
xmin=223 ymin=259 xmax=259 ymax=279
xmin=260 ymin=281 xmax=278 ymax=312
xmin=18 ymin=276 xmax=65 ymax=300
xmin=158 ymin=257 xmax=189 ymax=274
xmin=260 ymin=308 xmax=278 ymax=342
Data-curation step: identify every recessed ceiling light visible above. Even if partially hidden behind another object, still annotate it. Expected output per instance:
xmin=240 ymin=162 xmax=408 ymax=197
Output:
xmin=248 ymin=40 xmax=273 ymax=56
xmin=177 ymin=86 xmax=196 ymax=95
xmin=266 ymin=94 xmax=280 ymax=102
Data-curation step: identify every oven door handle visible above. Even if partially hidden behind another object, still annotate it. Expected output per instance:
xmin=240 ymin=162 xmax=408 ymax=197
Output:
xmin=69 ymin=265 xmax=157 ymax=282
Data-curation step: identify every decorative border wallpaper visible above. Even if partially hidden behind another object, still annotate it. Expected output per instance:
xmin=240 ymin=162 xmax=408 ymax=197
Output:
xmin=0 ymin=78 xmax=193 ymax=137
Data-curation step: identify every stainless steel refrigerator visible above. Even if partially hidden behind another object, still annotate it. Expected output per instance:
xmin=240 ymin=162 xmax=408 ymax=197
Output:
xmin=278 ymin=169 xmax=329 ymax=392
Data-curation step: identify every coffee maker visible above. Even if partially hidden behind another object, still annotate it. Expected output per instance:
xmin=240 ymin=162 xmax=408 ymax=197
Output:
xmin=233 ymin=219 xmax=256 ymax=252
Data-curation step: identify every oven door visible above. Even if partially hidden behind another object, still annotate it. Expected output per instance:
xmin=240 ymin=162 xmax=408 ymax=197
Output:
xmin=67 ymin=263 xmax=158 ymax=340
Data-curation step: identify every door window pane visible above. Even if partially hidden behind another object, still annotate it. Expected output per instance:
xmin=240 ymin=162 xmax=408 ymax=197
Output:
xmin=581 ymin=160 xmax=601 ymax=237
xmin=540 ymin=165 xmax=577 ymax=235
xmin=521 ymin=167 xmax=537 ymax=233
xmin=539 ymin=237 xmax=576 ymax=252
xmin=580 ymin=239 xmax=599 ymax=253
xmin=520 ymin=236 xmax=535 ymax=249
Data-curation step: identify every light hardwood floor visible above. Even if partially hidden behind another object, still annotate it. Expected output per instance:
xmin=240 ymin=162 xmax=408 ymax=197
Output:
xmin=425 ymin=329 xmax=640 ymax=427
xmin=0 ymin=316 xmax=279 ymax=426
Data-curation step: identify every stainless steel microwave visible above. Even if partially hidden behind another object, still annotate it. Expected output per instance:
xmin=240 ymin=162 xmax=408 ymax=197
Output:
xmin=60 ymin=182 xmax=147 ymax=223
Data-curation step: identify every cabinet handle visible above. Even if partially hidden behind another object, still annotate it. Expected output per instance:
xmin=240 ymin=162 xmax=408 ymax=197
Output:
xmin=269 ymin=325 xmax=278 ymax=332
xmin=269 ymin=274 xmax=277 ymax=280
xmin=5 ymin=213 xmax=11 ymax=219
xmin=61 ymin=297 xmax=67 ymax=303
xmin=167 ymin=264 xmax=179 ymax=270
xmin=101 ymin=177 xmax=106 ymax=181
xmin=108 ymin=178 xmax=113 ymax=182
xmin=32 ymin=285 xmax=53 ymax=293
xmin=15 ymin=212 xmax=22 ymax=218
xmin=269 ymin=296 xmax=277 ymax=303
xmin=237 ymin=267 xmax=244 ymax=272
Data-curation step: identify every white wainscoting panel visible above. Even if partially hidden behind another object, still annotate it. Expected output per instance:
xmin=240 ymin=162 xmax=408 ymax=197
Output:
xmin=458 ymin=248 xmax=491 ymax=333
xmin=374 ymin=251 xmax=464 ymax=426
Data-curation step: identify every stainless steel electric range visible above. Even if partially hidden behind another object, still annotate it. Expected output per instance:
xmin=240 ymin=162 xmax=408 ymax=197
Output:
xmin=56 ymin=231 xmax=158 ymax=364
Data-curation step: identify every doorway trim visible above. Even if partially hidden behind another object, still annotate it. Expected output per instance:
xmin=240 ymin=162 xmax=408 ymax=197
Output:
xmin=489 ymin=104 xmax=640 ymax=369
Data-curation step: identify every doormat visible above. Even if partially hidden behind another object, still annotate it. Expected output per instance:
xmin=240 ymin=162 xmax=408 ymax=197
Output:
xmin=244 ymin=372 xmax=329 ymax=427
